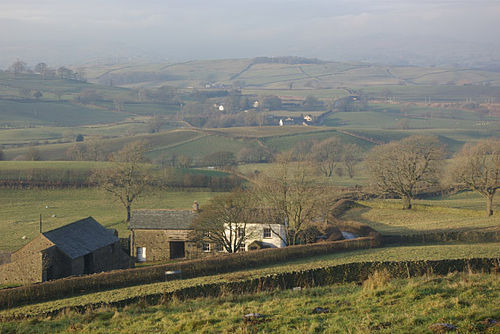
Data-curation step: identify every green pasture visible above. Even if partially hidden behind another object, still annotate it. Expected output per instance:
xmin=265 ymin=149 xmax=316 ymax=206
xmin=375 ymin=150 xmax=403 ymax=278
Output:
xmin=243 ymin=88 xmax=348 ymax=98
xmin=0 ymin=188 xmax=217 ymax=252
xmin=0 ymin=72 xmax=135 ymax=102
xmin=3 ymin=272 xmax=496 ymax=333
xmin=261 ymin=128 xmax=373 ymax=152
xmin=0 ymin=122 xmax=158 ymax=146
xmin=207 ymin=126 xmax=323 ymax=138
xmin=0 ymin=100 xmax=130 ymax=127
xmin=237 ymin=161 xmax=368 ymax=188
xmin=147 ymin=134 xmax=261 ymax=163
xmin=359 ymin=85 xmax=500 ymax=102
xmin=342 ymin=193 xmax=500 ymax=235
xmin=2 ymin=129 xmax=203 ymax=161
xmin=1 ymin=242 xmax=498 ymax=321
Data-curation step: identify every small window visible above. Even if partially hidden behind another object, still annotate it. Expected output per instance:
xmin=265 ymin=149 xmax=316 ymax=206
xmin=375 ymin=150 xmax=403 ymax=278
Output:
xmin=216 ymin=243 xmax=224 ymax=252
xmin=137 ymin=247 xmax=146 ymax=262
xmin=263 ymin=228 xmax=272 ymax=239
xmin=238 ymin=243 xmax=246 ymax=252
xmin=237 ymin=227 xmax=245 ymax=238
xmin=202 ymin=243 xmax=210 ymax=252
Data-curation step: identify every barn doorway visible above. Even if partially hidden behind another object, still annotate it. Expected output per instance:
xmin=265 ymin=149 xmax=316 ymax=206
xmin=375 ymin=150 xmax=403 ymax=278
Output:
xmin=169 ymin=242 xmax=185 ymax=259
xmin=83 ymin=253 xmax=93 ymax=274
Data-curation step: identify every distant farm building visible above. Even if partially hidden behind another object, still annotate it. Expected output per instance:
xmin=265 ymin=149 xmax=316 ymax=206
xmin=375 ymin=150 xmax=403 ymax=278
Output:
xmin=129 ymin=207 xmax=201 ymax=262
xmin=129 ymin=203 xmax=286 ymax=262
xmin=0 ymin=217 xmax=132 ymax=284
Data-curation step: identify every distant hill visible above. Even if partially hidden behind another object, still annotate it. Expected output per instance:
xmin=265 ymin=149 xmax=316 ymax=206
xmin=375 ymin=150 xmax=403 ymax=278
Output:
xmin=84 ymin=58 xmax=500 ymax=91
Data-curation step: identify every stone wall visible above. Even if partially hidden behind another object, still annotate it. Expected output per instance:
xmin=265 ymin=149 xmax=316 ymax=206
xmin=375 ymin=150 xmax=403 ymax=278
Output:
xmin=0 ymin=253 xmax=10 ymax=265
xmin=87 ymin=241 xmax=133 ymax=274
xmin=131 ymin=229 xmax=201 ymax=261
xmin=0 ymin=251 xmax=43 ymax=285
xmin=0 ymin=235 xmax=56 ymax=284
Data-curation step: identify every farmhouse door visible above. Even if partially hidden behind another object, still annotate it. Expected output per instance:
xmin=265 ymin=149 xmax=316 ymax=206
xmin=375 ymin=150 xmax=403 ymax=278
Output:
xmin=169 ymin=242 xmax=185 ymax=259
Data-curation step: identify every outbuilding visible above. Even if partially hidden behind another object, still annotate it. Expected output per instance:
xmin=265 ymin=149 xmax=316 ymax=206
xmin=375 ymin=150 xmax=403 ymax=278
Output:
xmin=0 ymin=217 xmax=132 ymax=284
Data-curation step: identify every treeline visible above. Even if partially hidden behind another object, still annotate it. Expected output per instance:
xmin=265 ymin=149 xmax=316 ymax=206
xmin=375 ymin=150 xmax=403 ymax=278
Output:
xmin=5 ymin=60 xmax=87 ymax=82
xmin=252 ymin=56 xmax=325 ymax=65
xmin=0 ymin=167 xmax=241 ymax=191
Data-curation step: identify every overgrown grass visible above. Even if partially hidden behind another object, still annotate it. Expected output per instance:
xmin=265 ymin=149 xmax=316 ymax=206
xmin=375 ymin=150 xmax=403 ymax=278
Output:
xmin=342 ymin=194 xmax=500 ymax=235
xmin=0 ymin=188 xmax=218 ymax=251
xmin=1 ymin=272 xmax=498 ymax=333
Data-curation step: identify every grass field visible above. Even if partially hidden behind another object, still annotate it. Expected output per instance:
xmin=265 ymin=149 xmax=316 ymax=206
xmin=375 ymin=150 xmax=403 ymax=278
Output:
xmin=2 ymin=272 xmax=497 ymax=333
xmin=2 ymin=128 xmax=203 ymax=161
xmin=0 ymin=188 xmax=217 ymax=252
xmin=342 ymin=193 xmax=500 ymax=235
xmin=0 ymin=242 xmax=498 ymax=321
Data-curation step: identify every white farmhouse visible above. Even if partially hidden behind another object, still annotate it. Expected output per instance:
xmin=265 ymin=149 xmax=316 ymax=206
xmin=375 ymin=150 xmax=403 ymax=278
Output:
xmin=223 ymin=222 xmax=286 ymax=251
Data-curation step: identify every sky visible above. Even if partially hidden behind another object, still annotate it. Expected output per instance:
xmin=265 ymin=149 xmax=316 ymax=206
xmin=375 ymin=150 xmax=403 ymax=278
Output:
xmin=0 ymin=0 xmax=499 ymax=68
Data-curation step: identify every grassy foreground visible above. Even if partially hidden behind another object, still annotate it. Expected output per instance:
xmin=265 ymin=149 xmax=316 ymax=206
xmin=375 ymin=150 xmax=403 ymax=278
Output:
xmin=1 ymin=272 xmax=498 ymax=333
xmin=1 ymin=243 xmax=498 ymax=320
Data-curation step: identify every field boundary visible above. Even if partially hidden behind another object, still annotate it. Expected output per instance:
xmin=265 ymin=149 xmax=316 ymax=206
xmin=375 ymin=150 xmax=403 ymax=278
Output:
xmin=1 ymin=257 xmax=497 ymax=320
xmin=0 ymin=237 xmax=379 ymax=309
xmin=382 ymin=230 xmax=500 ymax=244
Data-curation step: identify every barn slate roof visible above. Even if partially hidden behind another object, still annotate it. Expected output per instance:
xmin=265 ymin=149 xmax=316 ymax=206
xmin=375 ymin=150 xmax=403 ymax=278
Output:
xmin=129 ymin=210 xmax=197 ymax=230
xmin=42 ymin=217 xmax=118 ymax=259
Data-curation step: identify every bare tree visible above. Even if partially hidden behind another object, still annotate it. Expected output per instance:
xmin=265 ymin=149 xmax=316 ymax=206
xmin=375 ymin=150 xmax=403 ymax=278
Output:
xmin=449 ymin=139 xmax=500 ymax=216
xmin=191 ymin=190 xmax=256 ymax=253
xmin=342 ymin=143 xmax=362 ymax=178
xmin=366 ymin=135 xmax=445 ymax=209
xmin=147 ymin=114 xmax=165 ymax=133
xmin=252 ymin=153 xmax=327 ymax=245
xmin=90 ymin=141 xmax=151 ymax=222
xmin=311 ymin=138 xmax=343 ymax=177
xmin=34 ymin=62 xmax=48 ymax=76
xmin=10 ymin=59 xmax=27 ymax=75
xmin=25 ymin=146 xmax=41 ymax=161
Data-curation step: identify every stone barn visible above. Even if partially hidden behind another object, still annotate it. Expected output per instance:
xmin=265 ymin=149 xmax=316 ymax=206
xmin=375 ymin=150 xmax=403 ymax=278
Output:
xmin=0 ymin=217 xmax=133 ymax=284
xmin=129 ymin=208 xmax=200 ymax=262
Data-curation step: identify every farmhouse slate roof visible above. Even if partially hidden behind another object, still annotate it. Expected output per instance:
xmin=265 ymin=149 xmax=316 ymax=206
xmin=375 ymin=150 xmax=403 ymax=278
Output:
xmin=42 ymin=217 xmax=118 ymax=259
xmin=129 ymin=210 xmax=198 ymax=230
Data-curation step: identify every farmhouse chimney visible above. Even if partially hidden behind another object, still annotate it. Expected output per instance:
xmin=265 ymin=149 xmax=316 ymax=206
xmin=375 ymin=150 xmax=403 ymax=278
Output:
xmin=192 ymin=201 xmax=200 ymax=212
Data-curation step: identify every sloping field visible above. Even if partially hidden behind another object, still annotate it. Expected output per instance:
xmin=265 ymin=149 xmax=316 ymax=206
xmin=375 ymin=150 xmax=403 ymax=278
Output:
xmin=0 ymin=243 xmax=498 ymax=320
xmin=0 ymin=100 xmax=130 ymax=127
xmin=3 ymin=272 xmax=496 ymax=333
xmin=342 ymin=194 xmax=500 ymax=235
xmin=2 ymin=129 xmax=202 ymax=160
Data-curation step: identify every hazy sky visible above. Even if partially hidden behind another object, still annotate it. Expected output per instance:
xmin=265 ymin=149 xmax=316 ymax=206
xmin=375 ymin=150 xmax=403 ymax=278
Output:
xmin=1 ymin=0 xmax=499 ymax=67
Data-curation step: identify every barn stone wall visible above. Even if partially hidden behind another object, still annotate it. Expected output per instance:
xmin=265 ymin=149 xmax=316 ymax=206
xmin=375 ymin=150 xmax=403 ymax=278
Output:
xmin=131 ymin=229 xmax=202 ymax=261
xmin=0 ymin=251 xmax=43 ymax=284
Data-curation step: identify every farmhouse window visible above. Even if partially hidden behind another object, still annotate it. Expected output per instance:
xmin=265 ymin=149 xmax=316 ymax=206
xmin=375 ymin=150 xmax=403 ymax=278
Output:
xmin=137 ymin=247 xmax=146 ymax=261
xmin=202 ymin=243 xmax=210 ymax=252
xmin=263 ymin=228 xmax=272 ymax=239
